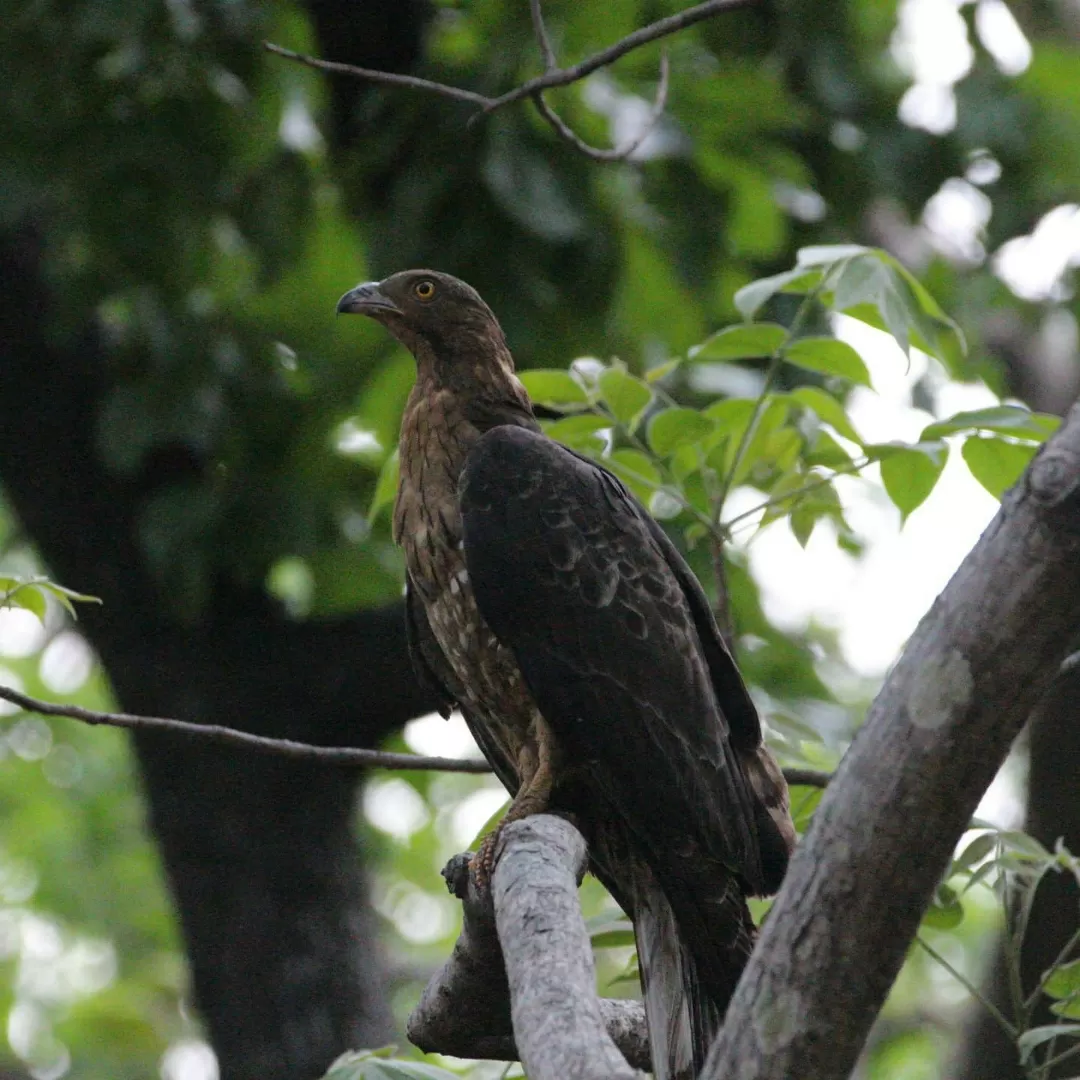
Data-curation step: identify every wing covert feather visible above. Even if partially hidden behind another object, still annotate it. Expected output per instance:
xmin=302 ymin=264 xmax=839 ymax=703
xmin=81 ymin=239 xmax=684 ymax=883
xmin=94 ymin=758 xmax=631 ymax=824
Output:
xmin=459 ymin=425 xmax=767 ymax=891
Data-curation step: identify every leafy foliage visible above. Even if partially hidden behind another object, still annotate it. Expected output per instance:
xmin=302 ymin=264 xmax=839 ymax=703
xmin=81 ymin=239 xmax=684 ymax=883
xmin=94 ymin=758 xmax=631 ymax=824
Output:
xmin=321 ymin=1047 xmax=462 ymax=1080
xmin=2 ymin=0 xmax=1080 ymax=1078
xmin=523 ymin=245 xmax=1058 ymax=554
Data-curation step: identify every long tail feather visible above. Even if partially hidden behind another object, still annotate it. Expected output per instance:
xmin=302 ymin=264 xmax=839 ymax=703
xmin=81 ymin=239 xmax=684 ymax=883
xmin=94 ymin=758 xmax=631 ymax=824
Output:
xmin=633 ymin=863 xmax=755 ymax=1080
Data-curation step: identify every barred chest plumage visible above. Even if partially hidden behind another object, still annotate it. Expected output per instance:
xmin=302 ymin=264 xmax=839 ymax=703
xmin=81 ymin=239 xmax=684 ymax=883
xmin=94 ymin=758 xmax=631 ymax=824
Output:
xmin=394 ymin=383 xmax=539 ymax=768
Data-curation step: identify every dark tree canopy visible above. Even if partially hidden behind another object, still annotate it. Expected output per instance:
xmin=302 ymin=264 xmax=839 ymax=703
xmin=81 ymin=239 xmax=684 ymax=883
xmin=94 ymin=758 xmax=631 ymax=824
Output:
xmin=1 ymin=1 xmax=1079 ymax=1079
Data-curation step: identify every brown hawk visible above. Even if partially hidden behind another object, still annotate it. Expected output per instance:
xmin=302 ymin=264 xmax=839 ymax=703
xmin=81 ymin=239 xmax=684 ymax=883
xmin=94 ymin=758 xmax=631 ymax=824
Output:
xmin=337 ymin=269 xmax=795 ymax=1080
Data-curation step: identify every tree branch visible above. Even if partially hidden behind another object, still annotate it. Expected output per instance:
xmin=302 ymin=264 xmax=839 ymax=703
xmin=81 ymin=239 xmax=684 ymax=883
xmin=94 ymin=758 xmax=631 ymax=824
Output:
xmin=0 ymin=684 xmax=828 ymax=789
xmin=0 ymin=685 xmax=487 ymax=773
xmin=265 ymin=0 xmax=753 ymax=162
xmin=409 ymin=819 xmax=649 ymax=1076
xmin=483 ymin=0 xmax=754 ymax=113
xmin=261 ymin=44 xmax=491 ymax=108
xmin=529 ymin=53 xmax=670 ymax=163
xmin=702 ymin=401 xmax=1080 ymax=1080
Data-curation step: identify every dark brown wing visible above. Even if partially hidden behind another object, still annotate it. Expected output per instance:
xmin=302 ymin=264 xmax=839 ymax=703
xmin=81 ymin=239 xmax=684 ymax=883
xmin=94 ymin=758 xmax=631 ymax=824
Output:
xmin=458 ymin=424 xmax=779 ymax=896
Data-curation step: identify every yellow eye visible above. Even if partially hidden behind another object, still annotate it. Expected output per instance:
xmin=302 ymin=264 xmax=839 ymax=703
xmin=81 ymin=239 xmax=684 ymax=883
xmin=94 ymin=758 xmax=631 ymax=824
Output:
xmin=414 ymin=280 xmax=436 ymax=301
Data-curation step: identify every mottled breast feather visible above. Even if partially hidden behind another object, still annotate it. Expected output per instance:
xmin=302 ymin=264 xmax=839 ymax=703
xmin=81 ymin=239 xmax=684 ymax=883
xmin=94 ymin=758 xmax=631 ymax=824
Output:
xmin=459 ymin=424 xmax=791 ymax=896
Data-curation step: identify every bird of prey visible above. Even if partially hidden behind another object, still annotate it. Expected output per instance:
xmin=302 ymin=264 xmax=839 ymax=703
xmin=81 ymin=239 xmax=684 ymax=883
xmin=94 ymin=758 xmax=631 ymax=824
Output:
xmin=337 ymin=270 xmax=795 ymax=1080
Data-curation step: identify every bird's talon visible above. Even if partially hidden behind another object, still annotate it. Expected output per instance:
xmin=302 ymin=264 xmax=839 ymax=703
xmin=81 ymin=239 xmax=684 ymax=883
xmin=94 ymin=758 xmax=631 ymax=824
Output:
xmin=470 ymin=830 xmax=500 ymax=891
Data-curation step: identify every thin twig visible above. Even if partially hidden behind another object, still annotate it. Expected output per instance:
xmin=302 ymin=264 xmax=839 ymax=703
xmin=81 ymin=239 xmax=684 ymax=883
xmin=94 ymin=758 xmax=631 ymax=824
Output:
xmin=530 ymin=52 xmax=670 ymax=162
xmin=1037 ymin=1036 xmax=1080 ymax=1074
xmin=783 ymin=767 xmax=832 ymax=789
xmin=484 ymin=0 xmax=756 ymax=113
xmin=262 ymin=43 xmax=492 ymax=108
xmin=0 ymin=685 xmax=489 ymax=773
xmin=0 ymin=684 xmax=830 ymax=788
xmin=716 ymin=286 xmax=822 ymax=521
xmin=264 ymin=0 xmax=756 ymax=164
xmin=917 ymin=935 xmax=1018 ymax=1041
xmin=722 ymin=456 xmax=875 ymax=532
xmin=530 ymin=0 xmax=558 ymax=72
xmin=1025 ymin=924 xmax=1080 ymax=1012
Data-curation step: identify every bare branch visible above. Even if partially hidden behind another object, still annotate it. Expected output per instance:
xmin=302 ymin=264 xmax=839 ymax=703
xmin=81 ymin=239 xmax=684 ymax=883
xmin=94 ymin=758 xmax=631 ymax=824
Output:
xmin=530 ymin=52 xmax=670 ymax=162
xmin=782 ymin=767 xmax=832 ymax=789
xmin=485 ymin=0 xmax=756 ymax=113
xmin=265 ymin=0 xmax=755 ymax=162
xmin=529 ymin=0 xmax=558 ymax=72
xmin=702 ymin=402 xmax=1080 ymax=1080
xmin=0 ymin=685 xmax=488 ymax=773
xmin=0 ymin=685 xmax=830 ymax=790
xmin=261 ymin=43 xmax=491 ymax=109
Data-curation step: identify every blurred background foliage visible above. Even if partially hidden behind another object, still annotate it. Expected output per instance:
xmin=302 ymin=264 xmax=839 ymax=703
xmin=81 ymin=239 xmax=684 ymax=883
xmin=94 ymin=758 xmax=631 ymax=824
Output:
xmin=1 ymin=0 xmax=1079 ymax=1078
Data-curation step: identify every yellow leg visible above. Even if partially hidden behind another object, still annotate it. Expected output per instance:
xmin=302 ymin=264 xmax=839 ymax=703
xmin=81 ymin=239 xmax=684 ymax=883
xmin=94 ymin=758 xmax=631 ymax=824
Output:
xmin=472 ymin=712 xmax=557 ymax=887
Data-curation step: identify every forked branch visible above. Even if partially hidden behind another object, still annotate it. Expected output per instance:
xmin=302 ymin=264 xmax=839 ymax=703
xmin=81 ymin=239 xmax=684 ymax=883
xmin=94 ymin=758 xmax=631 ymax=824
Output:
xmin=408 ymin=817 xmax=650 ymax=1076
xmin=265 ymin=0 xmax=755 ymax=162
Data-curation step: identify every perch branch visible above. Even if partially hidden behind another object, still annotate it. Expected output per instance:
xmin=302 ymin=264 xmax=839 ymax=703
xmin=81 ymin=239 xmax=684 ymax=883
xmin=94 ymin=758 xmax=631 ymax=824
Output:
xmin=265 ymin=0 xmax=753 ymax=161
xmin=411 ymin=818 xmax=647 ymax=1077
xmin=702 ymin=402 xmax=1080 ymax=1079
xmin=0 ymin=684 xmax=828 ymax=787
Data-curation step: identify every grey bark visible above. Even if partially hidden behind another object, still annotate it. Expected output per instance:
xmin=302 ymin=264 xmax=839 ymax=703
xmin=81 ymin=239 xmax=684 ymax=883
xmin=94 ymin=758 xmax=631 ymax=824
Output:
xmin=408 ymin=818 xmax=649 ymax=1077
xmin=702 ymin=402 xmax=1080 ymax=1080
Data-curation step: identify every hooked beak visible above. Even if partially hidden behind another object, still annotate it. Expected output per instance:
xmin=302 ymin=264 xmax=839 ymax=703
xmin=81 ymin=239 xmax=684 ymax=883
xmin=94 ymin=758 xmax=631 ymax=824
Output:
xmin=336 ymin=281 xmax=401 ymax=317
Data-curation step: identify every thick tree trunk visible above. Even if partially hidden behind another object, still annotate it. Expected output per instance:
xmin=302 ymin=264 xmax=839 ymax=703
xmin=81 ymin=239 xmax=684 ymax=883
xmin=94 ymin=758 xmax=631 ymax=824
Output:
xmin=702 ymin=406 xmax=1080 ymax=1080
xmin=0 ymin=225 xmax=436 ymax=1079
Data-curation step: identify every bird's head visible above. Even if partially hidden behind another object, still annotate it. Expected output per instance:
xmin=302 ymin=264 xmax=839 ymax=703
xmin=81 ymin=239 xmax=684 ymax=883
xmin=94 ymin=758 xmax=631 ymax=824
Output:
xmin=337 ymin=270 xmax=514 ymax=379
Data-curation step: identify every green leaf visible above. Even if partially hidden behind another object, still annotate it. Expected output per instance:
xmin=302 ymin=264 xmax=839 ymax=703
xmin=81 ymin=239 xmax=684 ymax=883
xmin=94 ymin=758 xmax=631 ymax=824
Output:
xmin=733 ymin=267 xmax=823 ymax=319
xmin=689 ymin=323 xmax=787 ymax=361
xmin=725 ymin=396 xmax=791 ymax=488
xmin=645 ymin=357 xmax=682 ymax=383
xmin=367 ymin=449 xmax=399 ymax=523
xmin=586 ymin=912 xmax=637 ymax=948
xmin=961 ymin=437 xmax=1037 ymax=499
xmin=7 ymin=584 xmax=47 ymax=623
xmin=647 ymin=408 xmax=715 ymax=457
xmin=1044 ymin=958 xmax=1080 ymax=1002
xmin=519 ymin=369 xmax=589 ymax=409
xmin=782 ymin=337 xmax=871 ymax=387
xmin=1051 ymin=997 xmax=1080 ymax=1019
xmin=607 ymin=950 xmax=641 ymax=989
xmin=544 ymin=414 xmax=612 ymax=451
xmin=598 ymin=367 xmax=653 ymax=427
xmin=605 ymin=449 xmax=662 ymax=503
xmin=804 ymin=430 xmax=854 ymax=469
xmin=795 ymin=243 xmax=872 ymax=267
xmin=322 ymin=1048 xmax=462 ymax=1080
xmin=877 ymin=441 xmax=948 ymax=522
xmin=923 ymin=406 xmax=1059 ymax=442
xmin=922 ymin=883 xmax=964 ymax=930
xmin=1018 ymin=1024 xmax=1080 ymax=1062
xmin=788 ymin=387 xmax=863 ymax=444
xmin=950 ymin=832 xmax=998 ymax=878
xmin=789 ymin=481 xmax=842 ymax=547
xmin=35 ymin=580 xmax=103 ymax=606
xmin=828 ymin=252 xmax=966 ymax=367
xmin=704 ymin=397 xmax=757 ymax=429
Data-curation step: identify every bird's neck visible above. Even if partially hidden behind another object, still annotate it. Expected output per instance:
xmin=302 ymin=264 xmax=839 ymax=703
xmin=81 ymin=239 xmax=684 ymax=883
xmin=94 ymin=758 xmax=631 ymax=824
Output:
xmin=393 ymin=348 xmax=538 ymax=551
